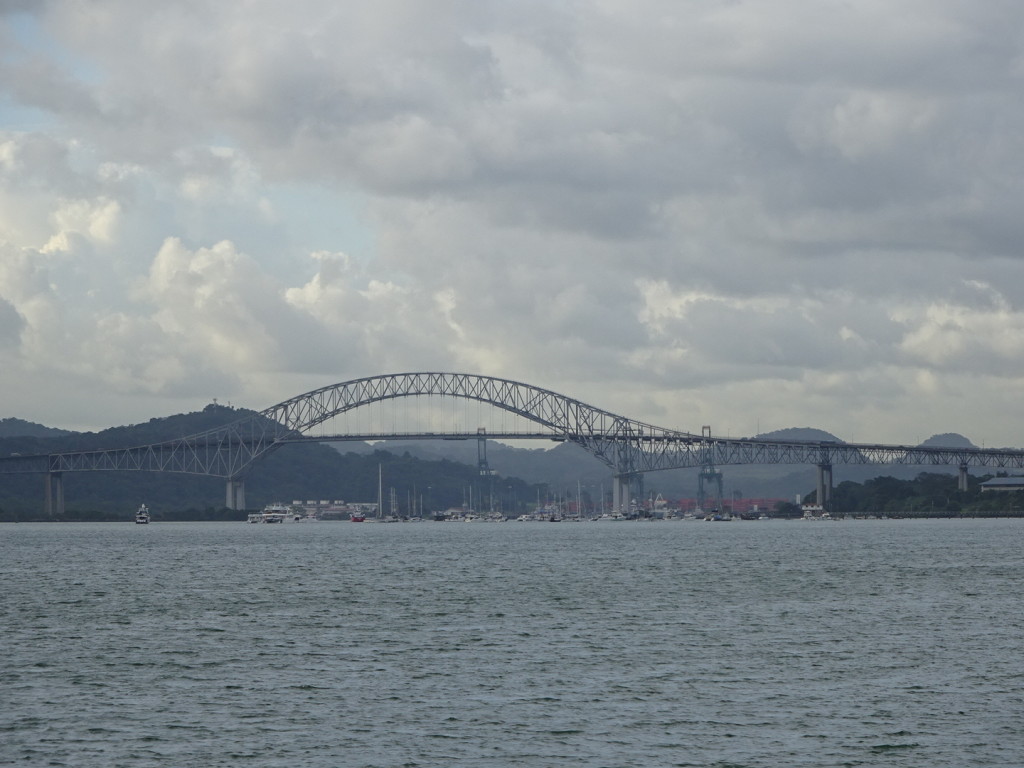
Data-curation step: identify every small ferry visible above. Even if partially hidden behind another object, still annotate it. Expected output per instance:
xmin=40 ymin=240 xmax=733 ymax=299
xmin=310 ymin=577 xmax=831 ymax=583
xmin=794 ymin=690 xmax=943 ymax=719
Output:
xmin=801 ymin=503 xmax=830 ymax=520
xmin=135 ymin=504 xmax=151 ymax=524
xmin=247 ymin=503 xmax=301 ymax=523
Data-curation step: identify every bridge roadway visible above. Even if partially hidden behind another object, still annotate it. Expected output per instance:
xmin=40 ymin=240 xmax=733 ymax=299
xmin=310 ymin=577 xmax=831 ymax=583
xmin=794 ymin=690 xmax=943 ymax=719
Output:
xmin=2 ymin=372 xmax=1024 ymax=514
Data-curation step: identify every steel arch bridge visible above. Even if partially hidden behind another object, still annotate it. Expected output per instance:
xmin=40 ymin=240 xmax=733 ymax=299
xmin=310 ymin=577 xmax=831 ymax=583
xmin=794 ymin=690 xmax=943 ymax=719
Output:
xmin=5 ymin=372 xmax=1024 ymax=512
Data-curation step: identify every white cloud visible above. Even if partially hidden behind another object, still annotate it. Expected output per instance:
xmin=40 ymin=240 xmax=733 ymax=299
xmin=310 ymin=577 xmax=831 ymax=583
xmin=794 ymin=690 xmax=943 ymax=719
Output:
xmin=790 ymin=90 xmax=938 ymax=160
xmin=140 ymin=237 xmax=285 ymax=372
xmin=1 ymin=1 xmax=1024 ymax=448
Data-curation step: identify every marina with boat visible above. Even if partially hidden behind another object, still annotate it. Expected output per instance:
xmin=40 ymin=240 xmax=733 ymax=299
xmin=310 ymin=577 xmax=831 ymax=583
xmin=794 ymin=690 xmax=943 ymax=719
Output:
xmin=246 ymin=502 xmax=315 ymax=523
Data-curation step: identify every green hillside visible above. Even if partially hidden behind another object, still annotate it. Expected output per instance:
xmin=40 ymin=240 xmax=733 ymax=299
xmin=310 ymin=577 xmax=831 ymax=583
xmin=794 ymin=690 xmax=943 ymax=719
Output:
xmin=0 ymin=417 xmax=73 ymax=438
xmin=0 ymin=405 xmax=541 ymax=522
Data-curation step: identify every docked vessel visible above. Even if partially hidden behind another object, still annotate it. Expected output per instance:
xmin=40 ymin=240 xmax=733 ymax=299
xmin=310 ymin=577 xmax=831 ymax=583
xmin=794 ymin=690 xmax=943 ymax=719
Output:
xmin=247 ymin=503 xmax=301 ymax=523
xmin=703 ymin=509 xmax=730 ymax=521
xmin=135 ymin=504 xmax=151 ymax=524
xmin=801 ymin=504 xmax=830 ymax=520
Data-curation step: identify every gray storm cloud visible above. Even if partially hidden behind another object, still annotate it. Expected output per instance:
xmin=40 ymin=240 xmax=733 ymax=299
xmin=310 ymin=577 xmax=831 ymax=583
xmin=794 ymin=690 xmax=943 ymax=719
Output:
xmin=1 ymin=1 xmax=1023 ymax=445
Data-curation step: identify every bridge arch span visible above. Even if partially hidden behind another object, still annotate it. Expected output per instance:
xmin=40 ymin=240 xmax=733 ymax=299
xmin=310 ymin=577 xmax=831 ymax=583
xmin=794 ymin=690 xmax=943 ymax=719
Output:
xmin=258 ymin=371 xmax=692 ymax=470
xmin=19 ymin=371 xmax=1024 ymax=515
xmin=31 ymin=373 xmax=694 ymax=487
xmin=247 ymin=372 xmax=685 ymax=512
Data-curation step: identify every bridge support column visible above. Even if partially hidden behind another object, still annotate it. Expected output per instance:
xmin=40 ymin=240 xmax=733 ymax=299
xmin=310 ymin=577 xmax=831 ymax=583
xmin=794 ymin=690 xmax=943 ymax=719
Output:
xmin=612 ymin=473 xmax=644 ymax=515
xmin=816 ymin=464 xmax=832 ymax=510
xmin=226 ymin=478 xmax=245 ymax=511
xmin=612 ymin=475 xmax=626 ymax=513
xmin=958 ymin=464 xmax=969 ymax=493
xmin=45 ymin=472 xmax=64 ymax=518
xmin=698 ymin=466 xmax=724 ymax=513
xmin=613 ymin=475 xmax=637 ymax=513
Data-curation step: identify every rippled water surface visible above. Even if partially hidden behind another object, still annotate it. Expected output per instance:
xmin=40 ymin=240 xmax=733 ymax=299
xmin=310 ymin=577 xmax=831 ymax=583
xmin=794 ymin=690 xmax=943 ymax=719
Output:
xmin=3 ymin=519 xmax=1023 ymax=767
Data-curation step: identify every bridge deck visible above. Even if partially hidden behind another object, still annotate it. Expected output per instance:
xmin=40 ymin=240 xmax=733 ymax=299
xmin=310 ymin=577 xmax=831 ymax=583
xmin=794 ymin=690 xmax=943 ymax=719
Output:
xmin=2 ymin=372 xmax=1023 ymax=478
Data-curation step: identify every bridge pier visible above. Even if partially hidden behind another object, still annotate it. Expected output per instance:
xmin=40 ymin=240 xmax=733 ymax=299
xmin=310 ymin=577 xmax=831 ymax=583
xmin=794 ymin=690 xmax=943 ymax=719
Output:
xmin=612 ymin=473 xmax=644 ymax=515
xmin=226 ymin=478 xmax=246 ymax=510
xmin=612 ymin=475 xmax=627 ymax=513
xmin=816 ymin=463 xmax=832 ymax=510
xmin=958 ymin=464 xmax=969 ymax=493
xmin=698 ymin=465 xmax=724 ymax=513
xmin=45 ymin=472 xmax=64 ymax=518
xmin=613 ymin=474 xmax=639 ymax=514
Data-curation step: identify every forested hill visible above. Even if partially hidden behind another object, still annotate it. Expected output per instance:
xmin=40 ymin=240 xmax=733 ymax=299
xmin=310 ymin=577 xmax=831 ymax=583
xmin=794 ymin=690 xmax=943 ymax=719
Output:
xmin=0 ymin=406 xmax=1001 ymax=521
xmin=0 ymin=417 xmax=74 ymax=438
xmin=0 ymin=405 xmax=539 ymax=521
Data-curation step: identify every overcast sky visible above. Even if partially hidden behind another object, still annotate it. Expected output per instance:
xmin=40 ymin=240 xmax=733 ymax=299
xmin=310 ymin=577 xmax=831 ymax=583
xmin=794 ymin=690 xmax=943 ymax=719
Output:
xmin=2 ymin=1 xmax=1024 ymax=447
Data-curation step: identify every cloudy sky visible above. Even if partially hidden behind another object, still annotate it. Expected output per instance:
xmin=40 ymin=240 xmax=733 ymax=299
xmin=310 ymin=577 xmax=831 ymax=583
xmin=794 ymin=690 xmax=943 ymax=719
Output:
xmin=1 ymin=1 xmax=1023 ymax=447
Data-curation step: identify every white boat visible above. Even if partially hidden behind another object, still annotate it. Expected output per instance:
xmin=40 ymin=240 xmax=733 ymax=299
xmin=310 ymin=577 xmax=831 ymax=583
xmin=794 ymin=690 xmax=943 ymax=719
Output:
xmin=135 ymin=504 xmax=151 ymax=524
xmin=801 ymin=504 xmax=830 ymax=520
xmin=248 ymin=503 xmax=301 ymax=523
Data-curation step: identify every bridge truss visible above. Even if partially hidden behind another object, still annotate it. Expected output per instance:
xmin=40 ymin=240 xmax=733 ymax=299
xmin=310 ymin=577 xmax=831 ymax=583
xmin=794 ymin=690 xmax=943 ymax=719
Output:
xmin=3 ymin=372 xmax=1024 ymax=512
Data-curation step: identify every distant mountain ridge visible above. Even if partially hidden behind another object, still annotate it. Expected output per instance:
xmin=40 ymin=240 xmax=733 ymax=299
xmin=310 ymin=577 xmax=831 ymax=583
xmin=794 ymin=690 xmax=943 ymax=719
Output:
xmin=751 ymin=428 xmax=979 ymax=450
xmin=0 ymin=406 xmax=540 ymax=520
xmin=752 ymin=427 xmax=843 ymax=442
xmin=365 ymin=428 xmax=980 ymax=499
xmin=0 ymin=417 xmax=74 ymax=438
xmin=0 ymin=408 xmax=986 ymax=509
xmin=920 ymin=432 xmax=978 ymax=449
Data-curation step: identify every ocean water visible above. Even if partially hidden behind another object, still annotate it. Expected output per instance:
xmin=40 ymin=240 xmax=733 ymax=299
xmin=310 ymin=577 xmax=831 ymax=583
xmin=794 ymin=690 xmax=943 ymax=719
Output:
xmin=2 ymin=518 xmax=1023 ymax=768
